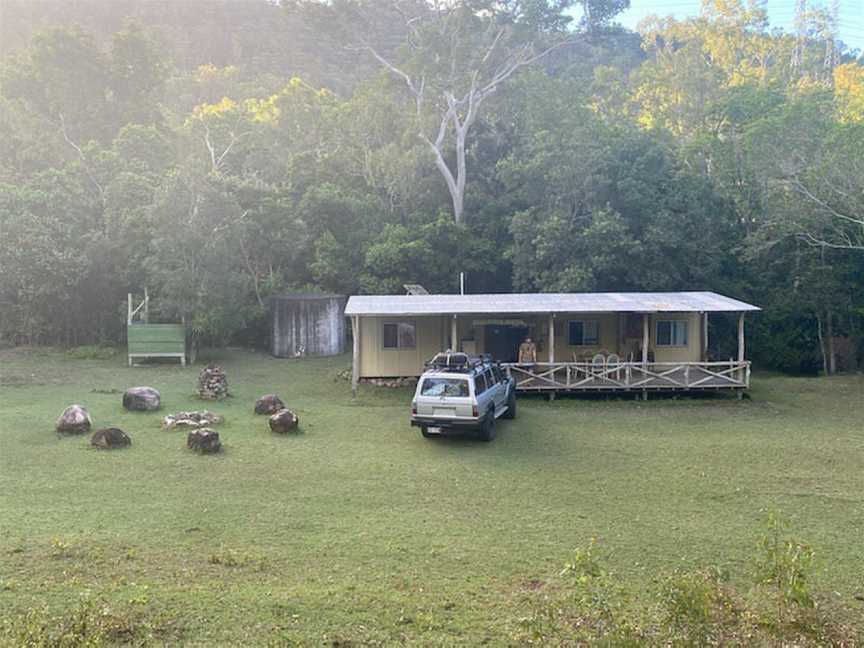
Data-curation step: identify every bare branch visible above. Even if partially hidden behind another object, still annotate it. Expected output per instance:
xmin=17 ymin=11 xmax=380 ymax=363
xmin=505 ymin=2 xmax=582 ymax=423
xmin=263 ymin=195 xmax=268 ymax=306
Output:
xmin=788 ymin=177 xmax=864 ymax=227
xmin=58 ymin=113 xmax=105 ymax=205
xmin=353 ymin=44 xmax=422 ymax=100
xmin=798 ymin=230 xmax=863 ymax=251
xmin=481 ymin=28 xmax=504 ymax=65
xmin=476 ymin=37 xmax=572 ymax=102
xmin=202 ymin=123 xmax=218 ymax=171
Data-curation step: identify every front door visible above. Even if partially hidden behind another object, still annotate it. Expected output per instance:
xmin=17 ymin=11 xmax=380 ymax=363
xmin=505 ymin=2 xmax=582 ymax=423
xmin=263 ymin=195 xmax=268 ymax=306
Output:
xmin=484 ymin=325 xmax=528 ymax=362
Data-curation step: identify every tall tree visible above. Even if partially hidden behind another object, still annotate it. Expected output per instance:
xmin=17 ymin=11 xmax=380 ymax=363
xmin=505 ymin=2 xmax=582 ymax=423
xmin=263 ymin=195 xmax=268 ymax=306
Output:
xmin=345 ymin=0 xmax=575 ymax=223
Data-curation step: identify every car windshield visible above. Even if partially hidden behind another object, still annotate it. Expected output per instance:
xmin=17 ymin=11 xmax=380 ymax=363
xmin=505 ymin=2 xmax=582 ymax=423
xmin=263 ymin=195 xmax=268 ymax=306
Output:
xmin=421 ymin=377 xmax=469 ymax=397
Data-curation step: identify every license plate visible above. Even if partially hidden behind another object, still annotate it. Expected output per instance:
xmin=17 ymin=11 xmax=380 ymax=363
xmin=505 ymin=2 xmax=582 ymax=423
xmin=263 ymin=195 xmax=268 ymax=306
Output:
xmin=433 ymin=408 xmax=456 ymax=417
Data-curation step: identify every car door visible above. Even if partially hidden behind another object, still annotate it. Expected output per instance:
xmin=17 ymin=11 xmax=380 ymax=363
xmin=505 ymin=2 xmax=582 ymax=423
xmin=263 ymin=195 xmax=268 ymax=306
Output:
xmin=474 ymin=370 xmax=494 ymax=418
xmin=486 ymin=367 xmax=506 ymax=415
xmin=491 ymin=366 xmax=509 ymax=411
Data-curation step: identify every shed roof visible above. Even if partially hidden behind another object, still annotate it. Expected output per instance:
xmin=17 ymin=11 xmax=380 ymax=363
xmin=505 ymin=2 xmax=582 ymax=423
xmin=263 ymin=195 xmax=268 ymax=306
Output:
xmin=345 ymin=291 xmax=760 ymax=316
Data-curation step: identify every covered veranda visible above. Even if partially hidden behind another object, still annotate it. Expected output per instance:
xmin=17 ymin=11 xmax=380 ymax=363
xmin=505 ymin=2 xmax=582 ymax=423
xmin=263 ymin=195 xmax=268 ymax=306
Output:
xmin=344 ymin=292 xmax=761 ymax=397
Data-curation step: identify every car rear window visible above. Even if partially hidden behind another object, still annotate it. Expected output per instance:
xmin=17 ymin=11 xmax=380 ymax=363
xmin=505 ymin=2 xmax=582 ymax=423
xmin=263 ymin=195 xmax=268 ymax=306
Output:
xmin=420 ymin=377 xmax=469 ymax=397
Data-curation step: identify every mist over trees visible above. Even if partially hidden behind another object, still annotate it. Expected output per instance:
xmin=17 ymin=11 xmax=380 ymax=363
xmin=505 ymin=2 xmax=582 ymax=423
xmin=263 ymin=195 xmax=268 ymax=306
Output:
xmin=0 ymin=0 xmax=862 ymax=373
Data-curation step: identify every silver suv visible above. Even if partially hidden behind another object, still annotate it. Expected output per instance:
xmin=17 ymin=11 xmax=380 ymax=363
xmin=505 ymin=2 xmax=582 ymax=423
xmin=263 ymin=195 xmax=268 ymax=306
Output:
xmin=410 ymin=352 xmax=516 ymax=441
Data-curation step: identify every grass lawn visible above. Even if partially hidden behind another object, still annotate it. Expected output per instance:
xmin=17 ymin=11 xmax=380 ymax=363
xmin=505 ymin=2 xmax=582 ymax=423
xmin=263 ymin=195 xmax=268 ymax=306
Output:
xmin=1 ymin=347 xmax=863 ymax=645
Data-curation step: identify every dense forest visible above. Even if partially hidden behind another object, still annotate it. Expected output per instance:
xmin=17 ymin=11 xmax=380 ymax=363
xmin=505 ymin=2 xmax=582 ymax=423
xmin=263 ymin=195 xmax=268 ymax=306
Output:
xmin=0 ymin=0 xmax=862 ymax=373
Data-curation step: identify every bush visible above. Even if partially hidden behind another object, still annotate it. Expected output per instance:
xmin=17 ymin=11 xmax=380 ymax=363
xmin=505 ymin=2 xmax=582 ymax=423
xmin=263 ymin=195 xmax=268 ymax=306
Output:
xmin=0 ymin=600 xmax=180 ymax=647
xmin=659 ymin=568 xmax=739 ymax=645
xmin=513 ymin=519 xmax=854 ymax=646
xmin=755 ymin=511 xmax=816 ymax=609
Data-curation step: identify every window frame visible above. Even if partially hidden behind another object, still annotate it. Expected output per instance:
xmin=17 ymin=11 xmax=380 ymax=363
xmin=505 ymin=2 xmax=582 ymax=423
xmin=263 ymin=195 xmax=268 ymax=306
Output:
xmin=568 ymin=320 xmax=600 ymax=346
xmin=492 ymin=366 xmax=504 ymax=383
xmin=474 ymin=372 xmax=488 ymax=396
xmin=655 ymin=319 xmax=689 ymax=347
xmin=381 ymin=320 xmax=417 ymax=350
xmin=420 ymin=376 xmax=469 ymax=398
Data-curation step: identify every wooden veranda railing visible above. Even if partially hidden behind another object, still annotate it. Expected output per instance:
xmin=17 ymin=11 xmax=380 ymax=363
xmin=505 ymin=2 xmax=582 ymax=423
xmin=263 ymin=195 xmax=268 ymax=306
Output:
xmin=500 ymin=361 xmax=751 ymax=392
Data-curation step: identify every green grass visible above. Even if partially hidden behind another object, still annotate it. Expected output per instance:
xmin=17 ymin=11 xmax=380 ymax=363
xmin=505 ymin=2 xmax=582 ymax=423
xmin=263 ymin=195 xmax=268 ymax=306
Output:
xmin=1 ymin=347 xmax=863 ymax=644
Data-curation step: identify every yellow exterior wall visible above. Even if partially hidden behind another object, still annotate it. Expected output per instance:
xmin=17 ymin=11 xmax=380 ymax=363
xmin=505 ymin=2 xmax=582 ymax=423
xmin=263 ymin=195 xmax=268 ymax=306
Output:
xmin=649 ymin=312 xmax=702 ymax=362
xmin=550 ymin=313 xmax=620 ymax=362
xmin=358 ymin=315 xmax=445 ymax=377
xmin=356 ymin=311 xmax=704 ymax=377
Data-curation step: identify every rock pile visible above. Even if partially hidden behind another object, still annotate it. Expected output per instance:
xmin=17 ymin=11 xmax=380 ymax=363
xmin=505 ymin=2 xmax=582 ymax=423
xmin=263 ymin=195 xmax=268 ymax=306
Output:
xmin=91 ymin=427 xmax=131 ymax=449
xmin=161 ymin=411 xmax=224 ymax=429
xmin=254 ymin=394 xmax=285 ymax=415
xmin=198 ymin=365 xmax=228 ymax=400
xmin=122 ymin=386 xmax=161 ymax=411
xmin=269 ymin=408 xmax=300 ymax=434
xmin=56 ymin=405 xmax=92 ymax=435
xmin=187 ymin=428 xmax=221 ymax=453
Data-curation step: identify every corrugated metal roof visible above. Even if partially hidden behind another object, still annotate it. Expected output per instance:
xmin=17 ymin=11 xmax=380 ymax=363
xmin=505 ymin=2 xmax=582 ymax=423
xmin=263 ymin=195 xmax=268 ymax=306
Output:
xmin=345 ymin=292 xmax=760 ymax=316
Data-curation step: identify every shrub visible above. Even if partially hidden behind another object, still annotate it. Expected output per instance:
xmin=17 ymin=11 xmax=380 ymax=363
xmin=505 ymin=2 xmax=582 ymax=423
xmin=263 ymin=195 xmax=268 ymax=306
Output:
xmin=556 ymin=540 xmax=644 ymax=643
xmin=659 ymin=567 xmax=739 ymax=645
xmin=1 ymin=600 xmax=179 ymax=646
xmin=755 ymin=511 xmax=816 ymax=609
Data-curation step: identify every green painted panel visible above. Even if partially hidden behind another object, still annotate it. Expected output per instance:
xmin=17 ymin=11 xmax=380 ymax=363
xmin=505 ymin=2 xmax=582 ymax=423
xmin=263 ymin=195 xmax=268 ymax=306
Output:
xmin=128 ymin=324 xmax=185 ymax=354
xmin=129 ymin=342 xmax=185 ymax=354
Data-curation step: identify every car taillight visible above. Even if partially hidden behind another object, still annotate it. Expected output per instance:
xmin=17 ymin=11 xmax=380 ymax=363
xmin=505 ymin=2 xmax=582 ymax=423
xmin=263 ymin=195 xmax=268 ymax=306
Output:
xmin=411 ymin=401 xmax=417 ymax=415
xmin=472 ymin=404 xmax=478 ymax=418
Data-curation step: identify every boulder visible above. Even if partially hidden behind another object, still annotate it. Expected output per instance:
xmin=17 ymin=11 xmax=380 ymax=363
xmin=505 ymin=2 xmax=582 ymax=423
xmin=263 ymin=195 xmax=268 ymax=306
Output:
xmin=187 ymin=428 xmax=221 ymax=453
xmin=162 ymin=410 xmax=224 ymax=429
xmin=91 ymin=427 xmax=131 ymax=449
xmin=254 ymin=394 xmax=285 ymax=415
xmin=269 ymin=408 xmax=300 ymax=434
xmin=56 ymin=405 xmax=92 ymax=435
xmin=122 ymin=386 xmax=161 ymax=411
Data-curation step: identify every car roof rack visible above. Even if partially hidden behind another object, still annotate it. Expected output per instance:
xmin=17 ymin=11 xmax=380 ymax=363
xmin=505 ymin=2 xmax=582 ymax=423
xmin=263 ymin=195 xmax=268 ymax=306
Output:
xmin=425 ymin=351 xmax=488 ymax=373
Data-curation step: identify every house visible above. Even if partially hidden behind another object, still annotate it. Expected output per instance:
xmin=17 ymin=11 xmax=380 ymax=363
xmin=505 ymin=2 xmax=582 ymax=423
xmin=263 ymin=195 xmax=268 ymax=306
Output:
xmin=344 ymin=291 xmax=761 ymax=396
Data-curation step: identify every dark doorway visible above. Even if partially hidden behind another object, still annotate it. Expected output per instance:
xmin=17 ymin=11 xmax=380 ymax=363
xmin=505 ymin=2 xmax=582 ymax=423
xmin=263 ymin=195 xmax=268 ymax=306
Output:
xmin=484 ymin=325 xmax=528 ymax=362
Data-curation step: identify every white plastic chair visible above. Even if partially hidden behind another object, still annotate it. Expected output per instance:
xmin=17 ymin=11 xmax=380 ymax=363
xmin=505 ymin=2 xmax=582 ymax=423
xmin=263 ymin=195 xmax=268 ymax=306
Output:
xmin=591 ymin=353 xmax=605 ymax=381
xmin=606 ymin=353 xmax=621 ymax=381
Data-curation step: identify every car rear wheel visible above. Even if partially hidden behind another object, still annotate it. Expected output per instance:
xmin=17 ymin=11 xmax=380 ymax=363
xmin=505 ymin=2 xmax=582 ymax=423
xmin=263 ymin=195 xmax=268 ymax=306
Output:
xmin=502 ymin=389 xmax=516 ymax=419
xmin=478 ymin=411 xmax=496 ymax=442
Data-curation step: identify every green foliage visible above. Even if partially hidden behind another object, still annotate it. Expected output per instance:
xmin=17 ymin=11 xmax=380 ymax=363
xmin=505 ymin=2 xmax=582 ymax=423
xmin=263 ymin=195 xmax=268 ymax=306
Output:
xmin=0 ymin=599 xmax=175 ymax=647
xmin=361 ymin=216 xmax=497 ymax=294
xmin=521 ymin=531 xmax=839 ymax=644
xmin=755 ymin=511 xmax=817 ymax=609
xmin=659 ymin=568 xmax=738 ymax=645
xmin=0 ymin=3 xmax=862 ymax=367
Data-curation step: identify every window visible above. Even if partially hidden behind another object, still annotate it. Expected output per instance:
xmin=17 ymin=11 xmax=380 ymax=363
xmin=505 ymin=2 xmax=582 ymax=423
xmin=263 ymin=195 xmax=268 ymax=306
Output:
xmin=492 ymin=366 xmax=504 ymax=383
xmin=656 ymin=320 xmax=689 ymax=346
xmin=382 ymin=322 xmax=416 ymax=349
xmin=420 ymin=377 xmax=469 ymax=397
xmin=474 ymin=372 xmax=488 ymax=395
xmin=568 ymin=320 xmax=600 ymax=346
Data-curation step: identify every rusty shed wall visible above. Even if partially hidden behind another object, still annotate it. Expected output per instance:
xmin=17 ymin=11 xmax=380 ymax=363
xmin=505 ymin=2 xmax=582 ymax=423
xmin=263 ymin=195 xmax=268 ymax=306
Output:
xmin=272 ymin=295 xmax=347 ymax=357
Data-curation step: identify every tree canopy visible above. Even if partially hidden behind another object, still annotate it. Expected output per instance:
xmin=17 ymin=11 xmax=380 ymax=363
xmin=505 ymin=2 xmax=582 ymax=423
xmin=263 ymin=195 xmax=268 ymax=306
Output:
xmin=0 ymin=0 xmax=861 ymax=372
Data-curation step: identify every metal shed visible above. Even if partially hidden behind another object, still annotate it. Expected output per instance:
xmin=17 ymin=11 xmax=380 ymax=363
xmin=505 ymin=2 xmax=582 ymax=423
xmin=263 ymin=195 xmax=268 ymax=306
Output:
xmin=271 ymin=294 xmax=347 ymax=358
